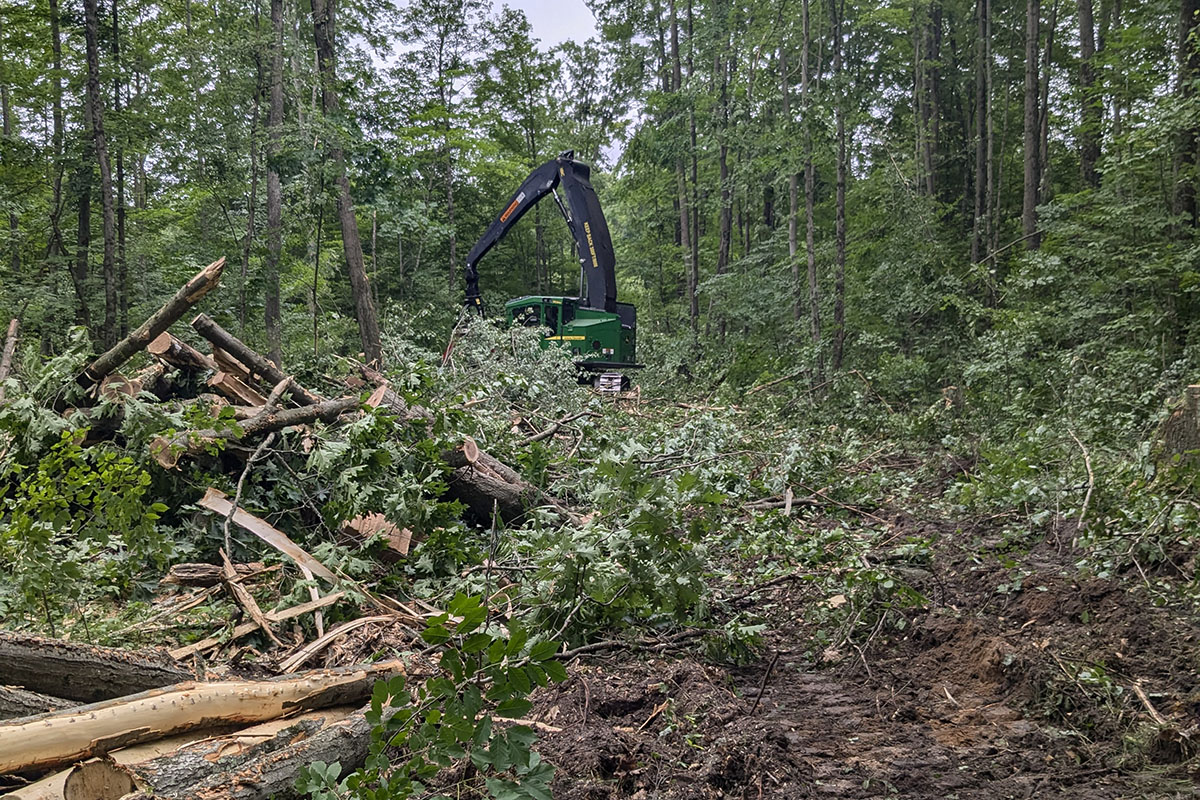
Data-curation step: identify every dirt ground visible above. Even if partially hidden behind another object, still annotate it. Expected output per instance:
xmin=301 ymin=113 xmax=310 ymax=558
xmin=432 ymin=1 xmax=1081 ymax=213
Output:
xmin=524 ymin=518 xmax=1200 ymax=799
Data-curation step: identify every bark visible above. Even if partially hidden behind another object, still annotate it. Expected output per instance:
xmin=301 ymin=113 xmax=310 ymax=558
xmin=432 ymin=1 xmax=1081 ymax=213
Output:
xmin=150 ymin=396 xmax=358 ymax=469
xmin=973 ymin=0 xmax=989 ymax=261
xmin=668 ymin=0 xmax=694 ymax=331
xmin=47 ymin=0 xmax=67 ymax=264
xmin=147 ymin=331 xmax=217 ymax=374
xmin=161 ymin=562 xmax=267 ymax=587
xmin=1176 ymin=0 xmax=1199 ymax=225
xmin=833 ymin=0 xmax=847 ymax=370
xmin=1039 ymin=0 xmax=1058 ymax=203
xmin=83 ymin=0 xmax=118 ymax=347
xmin=112 ymin=0 xmax=128 ymax=337
xmin=803 ymin=0 xmax=823 ymax=380
xmin=77 ymin=258 xmax=226 ymax=388
xmin=781 ymin=50 xmax=801 ymax=321
xmin=0 ymin=662 xmax=401 ymax=775
xmin=1022 ymin=0 xmax=1041 ymax=248
xmin=265 ymin=0 xmax=284 ymax=366
xmin=310 ymin=0 xmax=383 ymax=365
xmin=0 ymin=686 xmax=77 ymax=721
xmin=191 ymin=313 xmax=322 ymax=404
xmin=0 ymin=318 xmax=17 ymax=402
xmin=0 ymin=631 xmax=192 ymax=704
xmin=73 ymin=137 xmax=94 ymax=332
xmin=444 ymin=444 xmax=539 ymax=523
xmin=114 ymin=707 xmax=373 ymax=800
xmin=1078 ymin=0 xmax=1101 ymax=187
xmin=0 ymin=27 xmax=17 ymax=276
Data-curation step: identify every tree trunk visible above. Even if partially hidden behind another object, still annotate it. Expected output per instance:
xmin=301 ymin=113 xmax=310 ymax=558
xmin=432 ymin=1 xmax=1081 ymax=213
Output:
xmin=803 ymin=0 xmax=823 ymax=380
xmin=1176 ymin=0 xmax=1199 ymax=225
xmin=1078 ymin=0 xmax=1101 ymax=187
xmin=310 ymin=0 xmax=383 ymax=365
xmin=76 ymin=257 xmax=226 ymax=388
xmin=147 ymin=331 xmax=217 ymax=374
xmin=1039 ymin=0 xmax=1058 ymax=203
xmin=973 ymin=0 xmax=989 ymax=261
xmin=0 ymin=663 xmax=401 ymax=776
xmin=833 ymin=0 xmax=847 ymax=370
xmin=0 ymin=686 xmax=76 ymax=722
xmin=47 ymin=0 xmax=67 ymax=265
xmin=265 ymin=0 xmax=284 ymax=367
xmin=112 ymin=0 xmax=128 ymax=337
xmin=0 ymin=22 xmax=17 ymax=276
xmin=73 ymin=116 xmax=94 ymax=333
xmin=0 ymin=632 xmax=191 ymax=704
xmin=83 ymin=0 xmax=118 ymax=348
xmin=781 ymin=50 xmax=801 ymax=321
xmin=191 ymin=313 xmax=323 ymax=405
xmin=1022 ymin=0 xmax=1041 ymax=248
xmin=669 ymin=0 xmax=694 ymax=332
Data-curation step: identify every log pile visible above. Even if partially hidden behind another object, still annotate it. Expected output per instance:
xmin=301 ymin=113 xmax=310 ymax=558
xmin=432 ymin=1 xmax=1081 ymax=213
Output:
xmin=0 ymin=256 xmax=578 ymax=794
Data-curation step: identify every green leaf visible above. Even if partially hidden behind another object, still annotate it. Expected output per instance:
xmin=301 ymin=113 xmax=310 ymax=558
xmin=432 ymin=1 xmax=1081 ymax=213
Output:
xmin=494 ymin=697 xmax=533 ymax=719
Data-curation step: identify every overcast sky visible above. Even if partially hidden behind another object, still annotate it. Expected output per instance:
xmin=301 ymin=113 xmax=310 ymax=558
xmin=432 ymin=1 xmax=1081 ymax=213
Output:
xmin=503 ymin=0 xmax=597 ymax=47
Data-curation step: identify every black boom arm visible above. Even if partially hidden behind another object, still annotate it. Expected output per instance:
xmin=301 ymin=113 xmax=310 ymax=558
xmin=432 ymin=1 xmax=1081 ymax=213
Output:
xmin=463 ymin=150 xmax=617 ymax=314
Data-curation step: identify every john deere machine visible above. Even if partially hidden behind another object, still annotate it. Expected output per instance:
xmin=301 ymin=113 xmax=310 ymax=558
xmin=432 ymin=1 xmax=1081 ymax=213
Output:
xmin=463 ymin=150 xmax=639 ymax=391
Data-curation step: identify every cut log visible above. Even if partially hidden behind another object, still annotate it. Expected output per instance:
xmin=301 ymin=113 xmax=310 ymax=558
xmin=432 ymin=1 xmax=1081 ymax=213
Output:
xmin=0 ymin=632 xmax=192 ymax=704
xmin=195 ymin=488 xmax=337 ymax=581
xmin=161 ymin=561 xmax=269 ymax=587
xmin=207 ymin=370 xmax=268 ymax=406
xmin=132 ymin=361 xmax=170 ymax=399
xmin=443 ymin=443 xmax=539 ymax=522
xmin=150 ymin=396 xmax=358 ymax=469
xmin=191 ymin=314 xmax=322 ymax=406
xmin=340 ymin=513 xmax=413 ymax=561
xmin=77 ymin=257 xmax=225 ymax=389
xmin=169 ymin=591 xmax=346 ymax=660
xmin=0 ymin=318 xmax=18 ymax=402
xmin=99 ymin=373 xmax=140 ymax=403
xmin=100 ymin=707 xmax=373 ymax=800
xmin=8 ymin=708 xmax=357 ymax=800
xmin=212 ymin=345 xmax=253 ymax=382
xmin=0 ymin=660 xmax=403 ymax=774
xmin=147 ymin=332 xmax=217 ymax=373
xmin=0 ymin=686 xmax=78 ymax=721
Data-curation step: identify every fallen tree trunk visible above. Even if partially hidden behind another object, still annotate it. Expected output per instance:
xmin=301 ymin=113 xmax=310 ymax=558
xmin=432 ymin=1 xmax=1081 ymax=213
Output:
xmin=85 ymin=706 xmax=372 ymax=800
xmin=192 ymin=313 xmax=322 ymax=406
xmin=149 ymin=395 xmax=357 ymax=469
xmin=443 ymin=441 xmax=548 ymax=523
xmin=161 ymin=561 xmax=268 ymax=587
xmin=146 ymin=332 xmax=216 ymax=374
xmin=0 ymin=660 xmax=402 ymax=774
xmin=0 ymin=632 xmax=192 ymax=704
xmin=0 ymin=686 xmax=77 ymax=721
xmin=8 ymin=707 xmax=358 ymax=800
xmin=77 ymin=257 xmax=225 ymax=389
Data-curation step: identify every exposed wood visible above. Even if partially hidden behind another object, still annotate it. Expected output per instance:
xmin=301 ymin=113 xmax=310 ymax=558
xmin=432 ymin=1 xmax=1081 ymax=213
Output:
xmin=161 ymin=561 xmax=269 ymax=587
xmin=196 ymin=488 xmax=337 ymax=581
xmin=220 ymin=548 xmax=283 ymax=647
xmin=206 ymin=370 xmax=268 ymax=406
xmin=9 ymin=709 xmax=356 ymax=800
xmin=0 ymin=318 xmax=17 ymax=402
xmin=147 ymin=332 xmax=216 ymax=373
xmin=192 ymin=313 xmax=322 ymax=405
xmin=0 ymin=661 xmax=401 ymax=774
xmin=114 ymin=706 xmax=375 ymax=800
xmin=340 ymin=514 xmax=413 ymax=561
xmin=168 ymin=591 xmax=346 ymax=660
xmin=212 ymin=345 xmax=253 ymax=382
xmin=278 ymin=616 xmax=393 ymax=673
xmin=132 ymin=361 xmax=169 ymax=399
xmin=77 ymin=257 xmax=225 ymax=388
xmin=0 ymin=632 xmax=192 ymax=704
xmin=0 ymin=686 xmax=78 ymax=721
xmin=150 ymin=396 xmax=357 ymax=468
xmin=99 ymin=373 xmax=139 ymax=403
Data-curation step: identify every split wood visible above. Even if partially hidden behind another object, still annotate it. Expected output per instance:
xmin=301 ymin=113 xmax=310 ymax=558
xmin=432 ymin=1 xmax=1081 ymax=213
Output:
xmin=278 ymin=615 xmax=396 ymax=674
xmin=169 ymin=591 xmax=346 ymax=660
xmin=219 ymin=548 xmax=282 ymax=647
xmin=197 ymin=488 xmax=336 ymax=581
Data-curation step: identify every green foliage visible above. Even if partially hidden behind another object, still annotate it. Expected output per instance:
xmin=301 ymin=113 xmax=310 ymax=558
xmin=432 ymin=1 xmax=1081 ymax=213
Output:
xmin=296 ymin=594 xmax=562 ymax=800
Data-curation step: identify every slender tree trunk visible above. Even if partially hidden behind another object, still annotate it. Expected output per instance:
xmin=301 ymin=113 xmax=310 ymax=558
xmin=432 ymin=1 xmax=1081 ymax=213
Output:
xmin=84 ymin=0 xmax=118 ymax=347
xmin=241 ymin=15 xmax=263 ymax=338
xmin=1022 ymin=0 xmax=1041 ymax=248
xmin=47 ymin=0 xmax=67 ymax=263
xmin=833 ymin=0 xmax=847 ymax=370
xmin=1039 ymin=0 xmax=1058 ymax=202
xmin=715 ymin=51 xmax=733 ymax=340
xmin=803 ymin=0 xmax=822 ymax=380
xmin=265 ymin=0 xmax=284 ymax=367
xmin=310 ymin=0 xmax=382 ymax=365
xmin=1175 ymin=0 xmax=1199 ymax=225
xmin=781 ymin=50 xmax=801 ymax=321
xmin=0 ymin=15 xmax=17 ymax=277
xmin=687 ymin=0 xmax=700 ymax=331
xmin=972 ymin=0 xmax=989 ymax=261
xmin=112 ymin=0 xmax=127 ymax=337
xmin=1078 ymin=0 xmax=1100 ymax=186
xmin=669 ymin=0 xmax=694 ymax=331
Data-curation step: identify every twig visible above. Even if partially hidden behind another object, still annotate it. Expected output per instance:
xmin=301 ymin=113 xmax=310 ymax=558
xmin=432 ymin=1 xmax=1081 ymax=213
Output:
xmin=224 ymin=432 xmax=277 ymax=555
xmin=792 ymin=480 xmax=889 ymax=525
xmin=1132 ymin=681 xmax=1169 ymax=726
xmin=748 ymin=651 xmax=780 ymax=716
xmin=1068 ymin=429 xmax=1095 ymax=543
xmin=518 ymin=410 xmax=600 ymax=445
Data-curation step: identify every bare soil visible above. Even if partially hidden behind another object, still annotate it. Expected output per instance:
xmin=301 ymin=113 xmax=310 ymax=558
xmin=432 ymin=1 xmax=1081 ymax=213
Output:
xmin=527 ymin=517 xmax=1200 ymax=799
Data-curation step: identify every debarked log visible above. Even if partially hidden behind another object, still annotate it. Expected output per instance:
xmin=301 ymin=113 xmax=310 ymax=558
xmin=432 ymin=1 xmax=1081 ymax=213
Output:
xmin=0 ymin=631 xmax=192 ymax=704
xmin=0 ymin=660 xmax=403 ymax=774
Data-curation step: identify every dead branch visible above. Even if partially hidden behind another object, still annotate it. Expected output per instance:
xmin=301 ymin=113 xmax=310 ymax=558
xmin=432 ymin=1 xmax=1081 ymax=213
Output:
xmin=191 ymin=313 xmax=322 ymax=406
xmin=168 ymin=591 xmax=346 ymax=660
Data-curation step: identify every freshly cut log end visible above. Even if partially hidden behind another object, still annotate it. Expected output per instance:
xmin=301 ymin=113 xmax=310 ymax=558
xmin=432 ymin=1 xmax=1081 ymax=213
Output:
xmin=62 ymin=759 xmax=135 ymax=800
xmin=0 ymin=631 xmax=192 ymax=704
xmin=147 ymin=332 xmax=216 ymax=374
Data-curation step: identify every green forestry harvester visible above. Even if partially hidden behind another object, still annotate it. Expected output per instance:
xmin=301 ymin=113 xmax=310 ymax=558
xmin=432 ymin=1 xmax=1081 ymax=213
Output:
xmin=463 ymin=151 xmax=640 ymax=392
